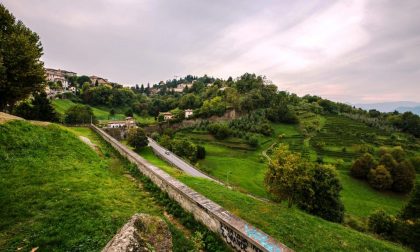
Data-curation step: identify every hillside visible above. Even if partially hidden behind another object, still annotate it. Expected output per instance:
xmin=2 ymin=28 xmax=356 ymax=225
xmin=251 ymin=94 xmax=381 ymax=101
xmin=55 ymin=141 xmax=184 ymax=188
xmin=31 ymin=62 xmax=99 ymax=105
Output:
xmin=0 ymin=120 xmax=194 ymax=251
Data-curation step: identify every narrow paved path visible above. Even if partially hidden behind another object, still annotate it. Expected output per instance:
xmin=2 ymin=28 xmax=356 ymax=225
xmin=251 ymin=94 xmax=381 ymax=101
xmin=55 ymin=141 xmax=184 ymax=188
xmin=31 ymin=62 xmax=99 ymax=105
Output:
xmin=147 ymin=138 xmax=215 ymax=181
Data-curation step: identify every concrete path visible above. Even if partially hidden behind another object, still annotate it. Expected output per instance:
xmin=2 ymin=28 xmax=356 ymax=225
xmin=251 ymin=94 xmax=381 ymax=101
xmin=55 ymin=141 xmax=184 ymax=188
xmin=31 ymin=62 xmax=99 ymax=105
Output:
xmin=147 ymin=138 xmax=215 ymax=181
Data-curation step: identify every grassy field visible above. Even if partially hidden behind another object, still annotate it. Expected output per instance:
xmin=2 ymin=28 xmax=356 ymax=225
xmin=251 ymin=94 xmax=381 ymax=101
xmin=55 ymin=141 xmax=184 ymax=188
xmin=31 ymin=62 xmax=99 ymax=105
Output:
xmin=52 ymin=99 xmax=156 ymax=124
xmin=136 ymin=146 xmax=408 ymax=251
xmin=0 ymin=121 xmax=192 ymax=251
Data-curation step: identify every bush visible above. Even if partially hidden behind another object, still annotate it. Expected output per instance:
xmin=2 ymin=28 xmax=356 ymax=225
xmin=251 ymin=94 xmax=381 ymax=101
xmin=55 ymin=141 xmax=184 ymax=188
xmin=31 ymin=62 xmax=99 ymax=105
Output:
xmin=368 ymin=165 xmax=393 ymax=190
xmin=247 ymin=135 xmax=259 ymax=147
xmin=64 ymin=104 xmax=96 ymax=124
xmin=344 ymin=215 xmax=367 ymax=232
xmin=392 ymin=160 xmax=416 ymax=193
xmin=379 ymin=153 xmax=398 ymax=174
xmin=196 ymin=145 xmax=206 ymax=160
xmin=368 ymin=209 xmax=395 ymax=237
xmin=127 ymin=128 xmax=148 ymax=151
xmin=350 ymin=153 xmax=376 ymax=179
xmin=208 ymin=123 xmax=231 ymax=140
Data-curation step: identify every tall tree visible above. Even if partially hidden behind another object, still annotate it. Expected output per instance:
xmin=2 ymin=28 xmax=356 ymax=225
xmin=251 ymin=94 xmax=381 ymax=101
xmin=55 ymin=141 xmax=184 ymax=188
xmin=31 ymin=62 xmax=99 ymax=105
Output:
xmin=0 ymin=4 xmax=45 ymax=111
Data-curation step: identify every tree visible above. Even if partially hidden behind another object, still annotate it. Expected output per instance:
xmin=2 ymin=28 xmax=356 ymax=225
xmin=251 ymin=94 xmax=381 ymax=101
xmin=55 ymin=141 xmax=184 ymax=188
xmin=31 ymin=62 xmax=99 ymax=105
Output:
xmin=400 ymin=182 xmax=420 ymax=220
xmin=196 ymin=145 xmax=206 ymax=160
xmin=390 ymin=146 xmax=406 ymax=163
xmin=368 ymin=165 xmax=393 ymax=190
xmin=392 ymin=160 xmax=416 ymax=193
xmin=379 ymin=153 xmax=398 ymax=175
xmin=350 ymin=153 xmax=377 ymax=179
xmin=264 ymin=145 xmax=307 ymax=207
xmin=109 ymin=108 xmax=116 ymax=119
xmin=64 ymin=104 xmax=96 ymax=124
xmin=31 ymin=91 xmax=58 ymax=122
xmin=125 ymin=108 xmax=133 ymax=117
xmin=13 ymin=92 xmax=58 ymax=122
xmin=299 ymin=164 xmax=344 ymax=223
xmin=127 ymin=128 xmax=148 ymax=151
xmin=76 ymin=75 xmax=91 ymax=87
xmin=0 ymin=4 xmax=45 ymax=111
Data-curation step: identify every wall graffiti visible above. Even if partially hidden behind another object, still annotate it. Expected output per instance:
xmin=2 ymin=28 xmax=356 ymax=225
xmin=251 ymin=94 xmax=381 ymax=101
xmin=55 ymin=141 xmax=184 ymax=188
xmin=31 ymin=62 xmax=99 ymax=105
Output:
xmin=221 ymin=222 xmax=249 ymax=251
xmin=245 ymin=225 xmax=282 ymax=252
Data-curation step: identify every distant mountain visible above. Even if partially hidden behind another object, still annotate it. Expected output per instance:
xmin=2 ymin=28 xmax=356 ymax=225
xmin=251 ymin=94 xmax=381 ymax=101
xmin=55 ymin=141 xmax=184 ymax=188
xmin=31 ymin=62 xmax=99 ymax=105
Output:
xmin=354 ymin=101 xmax=420 ymax=115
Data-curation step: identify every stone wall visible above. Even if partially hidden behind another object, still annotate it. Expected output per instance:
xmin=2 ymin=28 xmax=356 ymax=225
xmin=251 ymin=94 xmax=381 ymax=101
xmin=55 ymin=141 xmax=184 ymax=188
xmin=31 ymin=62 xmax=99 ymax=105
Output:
xmin=91 ymin=124 xmax=292 ymax=252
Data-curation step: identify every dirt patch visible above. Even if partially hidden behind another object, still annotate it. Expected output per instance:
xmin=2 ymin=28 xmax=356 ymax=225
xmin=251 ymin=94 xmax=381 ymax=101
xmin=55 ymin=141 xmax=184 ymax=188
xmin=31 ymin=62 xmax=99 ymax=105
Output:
xmin=0 ymin=112 xmax=23 ymax=124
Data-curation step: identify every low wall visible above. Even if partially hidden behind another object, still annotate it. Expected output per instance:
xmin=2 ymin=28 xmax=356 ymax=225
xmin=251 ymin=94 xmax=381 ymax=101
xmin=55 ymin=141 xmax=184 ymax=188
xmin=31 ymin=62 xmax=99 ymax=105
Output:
xmin=91 ymin=124 xmax=291 ymax=252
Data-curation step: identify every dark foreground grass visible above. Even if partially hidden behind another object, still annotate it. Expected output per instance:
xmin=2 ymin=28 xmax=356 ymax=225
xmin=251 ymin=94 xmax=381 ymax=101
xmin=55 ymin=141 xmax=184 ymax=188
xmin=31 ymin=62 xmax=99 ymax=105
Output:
xmin=139 ymin=147 xmax=409 ymax=251
xmin=0 ymin=121 xmax=189 ymax=251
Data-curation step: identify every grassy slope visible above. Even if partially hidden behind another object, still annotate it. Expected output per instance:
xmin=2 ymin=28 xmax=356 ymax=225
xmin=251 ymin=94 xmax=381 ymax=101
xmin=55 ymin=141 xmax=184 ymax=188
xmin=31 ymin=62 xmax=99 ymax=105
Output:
xmin=137 ymin=147 xmax=407 ymax=251
xmin=0 ymin=121 xmax=188 ymax=251
xmin=52 ymin=99 xmax=155 ymax=124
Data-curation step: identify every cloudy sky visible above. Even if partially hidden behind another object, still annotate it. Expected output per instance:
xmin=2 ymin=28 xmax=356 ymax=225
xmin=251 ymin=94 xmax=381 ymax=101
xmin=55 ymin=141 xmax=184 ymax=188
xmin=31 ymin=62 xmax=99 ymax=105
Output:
xmin=3 ymin=0 xmax=420 ymax=103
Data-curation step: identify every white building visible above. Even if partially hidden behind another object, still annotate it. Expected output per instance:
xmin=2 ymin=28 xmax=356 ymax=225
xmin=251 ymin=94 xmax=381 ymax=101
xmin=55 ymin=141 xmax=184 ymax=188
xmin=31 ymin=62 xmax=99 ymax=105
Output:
xmin=107 ymin=117 xmax=137 ymax=129
xmin=173 ymin=83 xmax=193 ymax=93
xmin=185 ymin=109 xmax=193 ymax=118
xmin=160 ymin=112 xmax=174 ymax=121
xmin=45 ymin=68 xmax=76 ymax=89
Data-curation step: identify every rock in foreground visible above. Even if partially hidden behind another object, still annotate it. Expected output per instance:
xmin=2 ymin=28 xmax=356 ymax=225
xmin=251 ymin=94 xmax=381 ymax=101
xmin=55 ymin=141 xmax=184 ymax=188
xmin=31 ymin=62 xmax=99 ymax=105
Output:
xmin=102 ymin=213 xmax=172 ymax=252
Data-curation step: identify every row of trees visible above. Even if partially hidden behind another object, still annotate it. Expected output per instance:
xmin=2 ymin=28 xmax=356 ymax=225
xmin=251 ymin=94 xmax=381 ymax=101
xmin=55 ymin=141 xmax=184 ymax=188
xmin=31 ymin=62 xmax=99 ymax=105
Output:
xmin=265 ymin=145 xmax=344 ymax=222
xmin=350 ymin=147 xmax=416 ymax=193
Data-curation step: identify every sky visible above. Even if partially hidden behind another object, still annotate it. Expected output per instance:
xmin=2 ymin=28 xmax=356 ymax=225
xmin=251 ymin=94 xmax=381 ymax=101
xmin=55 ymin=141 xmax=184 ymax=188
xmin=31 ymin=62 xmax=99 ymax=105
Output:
xmin=3 ymin=0 xmax=420 ymax=103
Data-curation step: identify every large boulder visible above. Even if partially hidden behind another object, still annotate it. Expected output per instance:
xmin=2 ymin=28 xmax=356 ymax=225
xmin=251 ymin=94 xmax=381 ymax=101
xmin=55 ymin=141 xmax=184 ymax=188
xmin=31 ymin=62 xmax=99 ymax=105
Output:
xmin=102 ymin=213 xmax=172 ymax=252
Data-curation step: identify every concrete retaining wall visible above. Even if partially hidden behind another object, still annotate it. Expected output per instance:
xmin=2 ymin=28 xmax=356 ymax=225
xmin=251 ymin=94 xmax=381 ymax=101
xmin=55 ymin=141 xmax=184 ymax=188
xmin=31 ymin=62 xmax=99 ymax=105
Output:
xmin=91 ymin=124 xmax=291 ymax=252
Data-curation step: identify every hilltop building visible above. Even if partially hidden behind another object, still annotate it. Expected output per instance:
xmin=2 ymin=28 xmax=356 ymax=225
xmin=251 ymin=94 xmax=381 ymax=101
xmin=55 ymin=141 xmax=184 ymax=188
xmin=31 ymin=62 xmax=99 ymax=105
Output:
xmin=159 ymin=112 xmax=173 ymax=121
xmin=107 ymin=117 xmax=137 ymax=129
xmin=45 ymin=68 xmax=76 ymax=89
xmin=185 ymin=109 xmax=193 ymax=118
xmin=173 ymin=83 xmax=193 ymax=93
xmin=90 ymin=75 xmax=109 ymax=85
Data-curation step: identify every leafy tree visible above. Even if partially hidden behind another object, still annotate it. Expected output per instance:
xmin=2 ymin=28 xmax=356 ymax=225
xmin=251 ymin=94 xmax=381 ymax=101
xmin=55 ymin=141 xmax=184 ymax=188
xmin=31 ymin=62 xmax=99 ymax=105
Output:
xmin=299 ymin=164 xmax=344 ymax=223
xmin=264 ymin=145 xmax=307 ymax=207
xmin=247 ymin=135 xmax=259 ymax=147
xmin=0 ymin=4 xmax=45 ymax=111
xmin=31 ymin=92 xmax=58 ymax=122
xmin=368 ymin=209 xmax=395 ymax=237
xmin=64 ymin=104 xmax=96 ymax=124
xmin=390 ymin=146 xmax=406 ymax=163
xmin=170 ymin=138 xmax=197 ymax=162
xmin=350 ymin=153 xmax=377 ymax=179
xmin=109 ymin=108 xmax=116 ymax=119
xmin=379 ymin=153 xmax=398 ymax=174
xmin=400 ymin=182 xmax=420 ymax=220
xmin=127 ymin=128 xmax=148 ymax=151
xmin=125 ymin=108 xmax=133 ymax=117
xmin=76 ymin=75 xmax=91 ymax=87
xmin=392 ymin=160 xmax=416 ymax=193
xmin=13 ymin=92 xmax=58 ymax=122
xmin=368 ymin=165 xmax=393 ymax=190
xmin=208 ymin=123 xmax=231 ymax=140
xmin=179 ymin=93 xmax=201 ymax=109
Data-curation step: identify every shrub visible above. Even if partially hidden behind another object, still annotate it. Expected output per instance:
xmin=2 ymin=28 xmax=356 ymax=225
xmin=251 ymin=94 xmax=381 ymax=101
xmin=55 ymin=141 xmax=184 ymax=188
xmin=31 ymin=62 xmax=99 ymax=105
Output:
xmin=344 ymin=215 xmax=367 ymax=232
xmin=247 ymin=135 xmax=259 ymax=147
xmin=350 ymin=153 xmax=376 ymax=179
xmin=368 ymin=165 xmax=393 ymax=190
xmin=392 ymin=160 xmax=416 ymax=193
xmin=208 ymin=123 xmax=231 ymax=140
xmin=196 ymin=145 xmax=206 ymax=160
xmin=390 ymin=146 xmax=406 ymax=163
xmin=379 ymin=153 xmax=398 ymax=174
xmin=64 ymin=104 xmax=96 ymax=124
xmin=127 ymin=128 xmax=148 ymax=151
xmin=368 ymin=209 xmax=395 ymax=237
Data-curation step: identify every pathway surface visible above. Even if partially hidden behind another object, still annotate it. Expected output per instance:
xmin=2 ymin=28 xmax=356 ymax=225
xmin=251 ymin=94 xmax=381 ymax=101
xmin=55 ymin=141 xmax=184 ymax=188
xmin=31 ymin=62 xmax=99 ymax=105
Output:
xmin=147 ymin=137 xmax=215 ymax=181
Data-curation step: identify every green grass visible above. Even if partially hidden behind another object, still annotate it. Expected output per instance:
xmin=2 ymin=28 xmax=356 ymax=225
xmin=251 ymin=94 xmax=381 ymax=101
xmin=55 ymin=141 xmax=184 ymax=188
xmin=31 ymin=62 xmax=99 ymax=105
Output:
xmin=137 ymin=146 xmax=408 ymax=251
xmin=52 ymin=99 xmax=156 ymax=124
xmin=0 ymin=121 xmax=190 ymax=251
xmin=338 ymin=169 xmax=407 ymax=218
